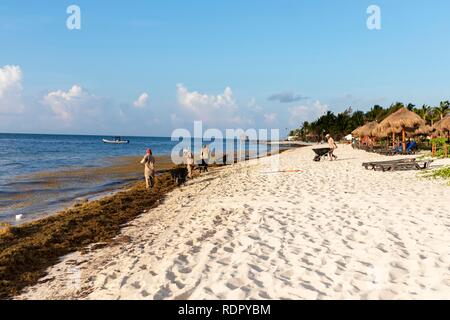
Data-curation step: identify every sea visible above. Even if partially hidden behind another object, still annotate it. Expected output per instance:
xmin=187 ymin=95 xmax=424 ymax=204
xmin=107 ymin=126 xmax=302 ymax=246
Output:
xmin=0 ymin=133 xmax=271 ymax=225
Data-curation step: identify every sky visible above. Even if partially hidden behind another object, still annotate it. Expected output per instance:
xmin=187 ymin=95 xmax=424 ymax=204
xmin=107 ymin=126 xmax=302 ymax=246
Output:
xmin=1 ymin=0 xmax=449 ymax=136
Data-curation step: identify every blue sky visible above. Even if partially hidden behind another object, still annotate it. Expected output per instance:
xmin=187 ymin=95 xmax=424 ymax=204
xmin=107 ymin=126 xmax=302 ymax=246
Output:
xmin=1 ymin=0 xmax=449 ymax=136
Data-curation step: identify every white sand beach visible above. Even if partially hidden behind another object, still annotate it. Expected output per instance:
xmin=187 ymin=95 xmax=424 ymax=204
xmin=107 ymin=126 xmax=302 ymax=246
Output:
xmin=18 ymin=145 xmax=450 ymax=300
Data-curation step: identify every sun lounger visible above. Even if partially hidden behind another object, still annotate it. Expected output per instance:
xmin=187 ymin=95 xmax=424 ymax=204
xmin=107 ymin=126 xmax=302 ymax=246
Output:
xmin=362 ymin=159 xmax=413 ymax=170
xmin=394 ymin=161 xmax=433 ymax=171
xmin=362 ymin=159 xmax=433 ymax=172
xmin=376 ymin=141 xmax=418 ymax=156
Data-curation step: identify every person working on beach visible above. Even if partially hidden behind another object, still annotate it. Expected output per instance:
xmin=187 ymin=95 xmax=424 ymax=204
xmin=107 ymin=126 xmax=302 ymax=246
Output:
xmin=140 ymin=148 xmax=155 ymax=189
xmin=326 ymin=134 xmax=338 ymax=161
xmin=185 ymin=149 xmax=195 ymax=179
xmin=201 ymin=144 xmax=209 ymax=172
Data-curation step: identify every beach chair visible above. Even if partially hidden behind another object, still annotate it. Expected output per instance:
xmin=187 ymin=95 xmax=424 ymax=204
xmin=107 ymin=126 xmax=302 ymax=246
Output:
xmin=386 ymin=142 xmax=418 ymax=156
xmin=394 ymin=160 xmax=433 ymax=171
xmin=406 ymin=141 xmax=418 ymax=154
xmin=362 ymin=159 xmax=414 ymax=170
xmin=362 ymin=159 xmax=433 ymax=172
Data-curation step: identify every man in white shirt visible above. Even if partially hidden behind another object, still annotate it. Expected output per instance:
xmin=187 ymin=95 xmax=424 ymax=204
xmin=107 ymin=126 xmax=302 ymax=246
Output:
xmin=140 ymin=148 xmax=156 ymax=189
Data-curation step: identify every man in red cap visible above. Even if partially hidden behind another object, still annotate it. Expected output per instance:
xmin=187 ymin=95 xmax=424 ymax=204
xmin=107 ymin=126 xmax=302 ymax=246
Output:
xmin=140 ymin=148 xmax=156 ymax=189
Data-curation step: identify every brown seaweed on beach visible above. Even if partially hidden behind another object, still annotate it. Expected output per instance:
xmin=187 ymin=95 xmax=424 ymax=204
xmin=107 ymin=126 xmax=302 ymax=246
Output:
xmin=0 ymin=151 xmax=279 ymax=299
xmin=0 ymin=171 xmax=179 ymax=300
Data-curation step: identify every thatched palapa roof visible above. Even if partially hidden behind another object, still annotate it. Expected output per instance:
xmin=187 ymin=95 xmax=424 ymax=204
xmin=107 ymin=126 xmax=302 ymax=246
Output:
xmin=434 ymin=116 xmax=450 ymax=132
xmin=379 ymin=107 xmax=426 ymax=133
xmin=414 ymin=124 xmax=433 ymax=135
xmin=357 ymin=121 xmax=379 ymax=137
xmin=373 ymin=124 xmax=403 ymax=138
xmin=351 ymin=126 xmax=362 ymax=137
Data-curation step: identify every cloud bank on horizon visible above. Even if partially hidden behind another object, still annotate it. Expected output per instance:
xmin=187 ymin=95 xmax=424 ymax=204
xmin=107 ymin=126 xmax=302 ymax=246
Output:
xmin=0 ymin=63 xmax=435 ymax=136
xmin=1 ymin=64 xmax=334 ymax=135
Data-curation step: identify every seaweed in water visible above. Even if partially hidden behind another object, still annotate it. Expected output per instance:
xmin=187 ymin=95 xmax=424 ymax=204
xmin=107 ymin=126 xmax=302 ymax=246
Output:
xmin=0 ymin=170 xmax=180 ymax=299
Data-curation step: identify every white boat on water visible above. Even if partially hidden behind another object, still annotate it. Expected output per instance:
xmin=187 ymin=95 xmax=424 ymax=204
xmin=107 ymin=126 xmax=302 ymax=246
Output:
xmin=102 ymin=137 xmax=130 ymax=144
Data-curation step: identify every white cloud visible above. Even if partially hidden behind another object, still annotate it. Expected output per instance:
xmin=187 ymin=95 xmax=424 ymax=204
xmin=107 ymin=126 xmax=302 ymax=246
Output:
xmin=264 ymin=113 xmax=278 ymax=124
xmin=0 ymin=65 xmax=24 ymax=114
xmin=0 ymin=65 xmax=22 ymax=97
xmin=175 ymin=84 xmax=252 ymax=127
xmin=42 ymin=85 xmax=95 ymax=122
xmin=177 ymin=84 xmax=236 ymax=113
xmin=133 ymin=92 xmax=149 ymax=108
xmin=288 ymin=100 xmax=328 ymax=126
xmin=248 ymin=98 xmax=263 ymax=112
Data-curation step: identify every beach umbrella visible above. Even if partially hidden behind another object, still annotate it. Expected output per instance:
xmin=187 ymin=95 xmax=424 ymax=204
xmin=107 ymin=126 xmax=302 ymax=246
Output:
xmin=379 ymin=107 xmax=426 ymax=153
xmin=373 ymin=124 xmax=399 ymax=138
xmin=434 ymin=116 xmax=450 ymax=140
xmin=406 ymin=124 xmax=432 ymax=139
xmin=358 ymin=121 xmax=379 ymax=138
xmin=414 ymin=124 xmax=433 ymax=135
xmin=351 ymin=126 xmax=362 ymax=137
xmin=434 ymin=116 xmax=450 ymax=132
xmin=373 ymin=124 xmax=403 ymax=149
xmin=372 ymin=124 xmax=386 ymax=138
xmin=380 ymin=125 xmax=400 ymax=148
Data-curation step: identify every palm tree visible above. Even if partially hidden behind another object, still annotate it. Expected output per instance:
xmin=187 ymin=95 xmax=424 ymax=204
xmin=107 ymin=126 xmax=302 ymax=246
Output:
xmin=392 ymin=102 xmax=405 ymax=109
xmin=406 ymin=103 xmax=415 ymax=111
xmin=436 ymin=101 xmax=450 ymax=120
xmin=414 ymin=104 xmax=430 ymax=121
xmin=365 ymin=105 xmax=384 ymax=122
xmin=352 ymin=110 xmax=365 ymax=124
xmin=426 ymin=107 xmax=440 ymax=126
xmin=299 ymin=121 xmax=310 ymax=141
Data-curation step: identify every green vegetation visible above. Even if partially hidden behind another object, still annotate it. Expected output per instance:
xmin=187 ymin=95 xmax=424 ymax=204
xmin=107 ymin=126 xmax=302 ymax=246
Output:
xmin=289 ymin=101 xmax=450 ymax=141
xmin=430 ymin=137 xmax=447 ymax=147
xmin=420 ymin=139 xmax=449 ymax=159
xmin=421 ymin=166 xmax=450 ymax=185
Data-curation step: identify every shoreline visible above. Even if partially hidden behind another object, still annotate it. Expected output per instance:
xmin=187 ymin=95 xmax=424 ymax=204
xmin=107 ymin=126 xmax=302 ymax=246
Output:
xmin=0 ymin=147 xmax=293 ymax=299
xmin=1 ymin=143 xmax=299 ymax=226
xmin=0 ymin=168 xmax=181 ymax=299
xmin=10 ymin=145 xmax=450 ymax=300
xmin=0 ymin=155 xmax=174 ymax=226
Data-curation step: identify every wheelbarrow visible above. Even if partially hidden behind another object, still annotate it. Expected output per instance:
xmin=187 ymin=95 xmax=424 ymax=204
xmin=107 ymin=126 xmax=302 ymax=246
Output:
xmin=313 ymin=148 xmax=331 ymax=162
